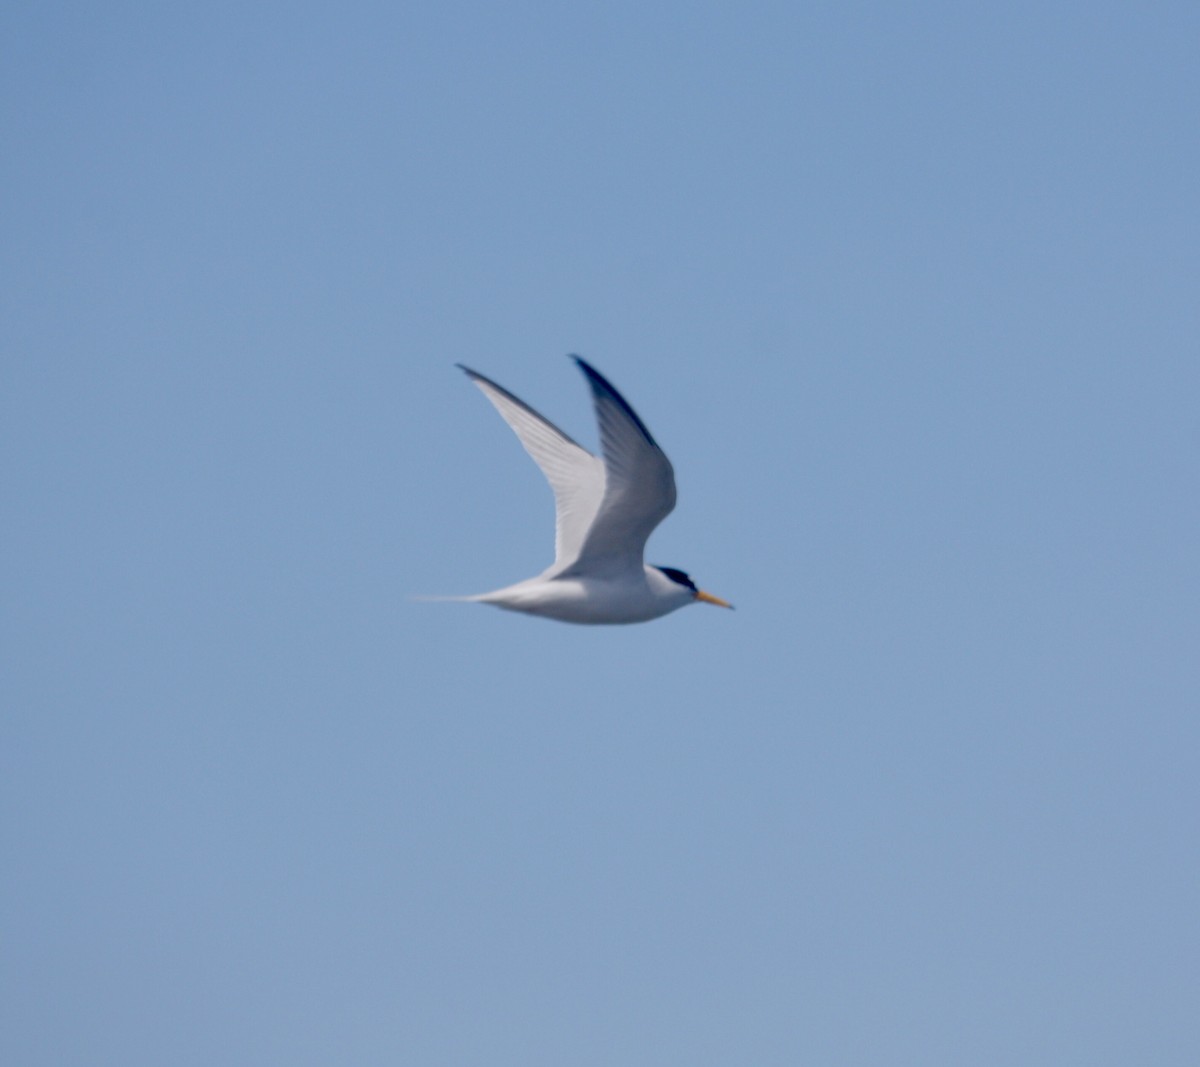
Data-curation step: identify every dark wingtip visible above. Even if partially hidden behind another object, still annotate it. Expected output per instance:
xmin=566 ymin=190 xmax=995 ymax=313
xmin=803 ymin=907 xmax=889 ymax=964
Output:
xmin=570 ymin=355 xmax=658 ymax=447
xmin=570 ymin=354 xmax=602 ymax=379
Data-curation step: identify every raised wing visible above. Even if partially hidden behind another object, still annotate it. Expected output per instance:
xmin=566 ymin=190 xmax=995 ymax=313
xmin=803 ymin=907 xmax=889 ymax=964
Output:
xmin=458 ymin=365 xmax=606 ymax=569
xmin=566 ymin=357 xmax=676 ymax=575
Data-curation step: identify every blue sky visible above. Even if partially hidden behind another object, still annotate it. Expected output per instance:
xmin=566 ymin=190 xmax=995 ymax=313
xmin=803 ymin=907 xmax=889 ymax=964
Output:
xmin=4 ymin=3 xmax=1198 ymax=1064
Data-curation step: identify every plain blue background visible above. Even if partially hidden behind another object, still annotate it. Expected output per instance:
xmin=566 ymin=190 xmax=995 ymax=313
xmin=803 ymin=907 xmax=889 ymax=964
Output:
xmin=4 ymin=3 xmax=1198 ymax=1064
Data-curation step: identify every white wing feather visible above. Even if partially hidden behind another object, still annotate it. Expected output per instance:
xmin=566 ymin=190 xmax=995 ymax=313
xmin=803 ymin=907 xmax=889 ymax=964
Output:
xmin=458 ymin=365 xmax=605 ymax=569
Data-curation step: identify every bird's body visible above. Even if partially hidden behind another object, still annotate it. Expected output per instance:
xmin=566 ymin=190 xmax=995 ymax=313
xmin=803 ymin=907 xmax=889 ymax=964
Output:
xmin=467 ymin=565 xmax=698 ymax=625
xmin=439 ymin=357 xmax=731 ymax=625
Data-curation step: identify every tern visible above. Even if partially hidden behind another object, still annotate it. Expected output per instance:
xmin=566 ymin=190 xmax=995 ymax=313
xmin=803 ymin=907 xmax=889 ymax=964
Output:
xmin=439 ymin=357 xmax=733 ymax=624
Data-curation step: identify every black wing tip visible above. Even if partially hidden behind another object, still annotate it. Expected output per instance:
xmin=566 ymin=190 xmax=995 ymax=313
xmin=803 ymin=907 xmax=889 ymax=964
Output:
xmin=568 ymin=355 xmax=618 ymax=396
xmin=569 ymin=355 xmax=658 ymax=447
xmin=569 ymin=354 xmax=606 ymax=386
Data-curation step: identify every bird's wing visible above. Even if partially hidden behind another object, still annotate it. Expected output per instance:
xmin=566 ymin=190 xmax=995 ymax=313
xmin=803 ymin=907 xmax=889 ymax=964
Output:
xmin=565 ymin=357 xmax=676 ymax=576
xmin=458 ymin=365 xmax=606 ymax=569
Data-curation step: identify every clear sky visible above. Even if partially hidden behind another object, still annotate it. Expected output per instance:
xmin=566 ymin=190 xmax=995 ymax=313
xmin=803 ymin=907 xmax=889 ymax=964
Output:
xmin=4 ymin=3 xmax=1198 ymax=1064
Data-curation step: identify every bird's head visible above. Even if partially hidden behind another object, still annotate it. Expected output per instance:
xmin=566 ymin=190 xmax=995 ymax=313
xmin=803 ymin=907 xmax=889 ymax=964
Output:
xmin=653 ymin=566 xmax=734 ymax=610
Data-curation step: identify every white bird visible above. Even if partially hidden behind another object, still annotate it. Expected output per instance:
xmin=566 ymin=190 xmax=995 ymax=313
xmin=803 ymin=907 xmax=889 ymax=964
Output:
xmin=438 ymin=356 xmax=733 ymax=625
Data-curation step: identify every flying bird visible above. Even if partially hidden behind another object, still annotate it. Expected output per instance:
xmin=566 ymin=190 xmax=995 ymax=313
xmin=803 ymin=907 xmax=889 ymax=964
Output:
xmin=438 ymin=357 xmax=732 ymax=624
